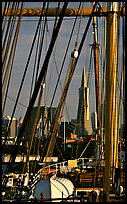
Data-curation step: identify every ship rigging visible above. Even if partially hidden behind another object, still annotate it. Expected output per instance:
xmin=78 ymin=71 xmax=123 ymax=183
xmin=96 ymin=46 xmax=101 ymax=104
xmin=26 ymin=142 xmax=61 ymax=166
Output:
xmin=2 ymin=2 xmax=125 ymax=202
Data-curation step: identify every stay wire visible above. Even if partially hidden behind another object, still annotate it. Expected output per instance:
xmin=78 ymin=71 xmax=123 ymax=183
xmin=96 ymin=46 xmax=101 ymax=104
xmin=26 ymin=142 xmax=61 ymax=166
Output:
xmin=2 ymin=3 xmax=24 ymax=115
xmin=2 ymin=2 xmax=8 ymax=21
xmin=2 ymin=2 xmax=15 ymax=54
xmin=40 ymin=2 xmax=83 ymax=160
xmin=49 ymin=2 xmax=82 ymax=120
xmin=35 ymin=2 xmax=49 ymax=83
xmin=3 ymin=2 xmax=68 ymax=183
xmin=2 ymin=2 xmax=19 ymax=74
xmin=2 ymin=2 xmax=10 ymax=36
xmin=41 ymin=2 xmax=98 ymax=171
xmin=2 ymin=2 xmax=46 ymax=153
xmin=31 ymin=4 xmax=50 ymax=166
xmin=74 ymin=2 xmax=84 ymax=49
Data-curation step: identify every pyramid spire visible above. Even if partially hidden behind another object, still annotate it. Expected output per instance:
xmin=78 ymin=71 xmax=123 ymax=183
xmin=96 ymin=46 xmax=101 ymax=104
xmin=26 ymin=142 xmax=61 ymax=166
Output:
xmin=81 ymin=66 xmax=87 ymax=88
xmin=77 ymin=66 xmax=93 ymax=135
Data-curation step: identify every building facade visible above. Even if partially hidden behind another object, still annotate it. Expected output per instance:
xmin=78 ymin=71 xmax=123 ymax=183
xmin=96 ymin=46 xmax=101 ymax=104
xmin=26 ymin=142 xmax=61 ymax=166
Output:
xmin=77 ymin=67 xmax=93 ymax=135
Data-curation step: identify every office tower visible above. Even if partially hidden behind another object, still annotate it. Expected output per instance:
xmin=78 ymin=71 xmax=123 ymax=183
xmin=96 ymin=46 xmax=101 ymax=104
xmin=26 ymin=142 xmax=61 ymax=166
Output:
xmin=91 ymin=112 xmax=97 ymax=132
xmin=2 ymin=116 xmax=17 ymax=142
xmin=77 ymin=67 xmax=93 ymax=135
xmin=31 ymin=106 xmax=57 ymax=138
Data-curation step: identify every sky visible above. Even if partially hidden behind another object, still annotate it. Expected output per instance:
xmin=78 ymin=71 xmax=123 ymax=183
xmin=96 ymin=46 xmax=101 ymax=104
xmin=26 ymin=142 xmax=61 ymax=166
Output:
xmin=3 ymin=2 xmax=124 ymax=122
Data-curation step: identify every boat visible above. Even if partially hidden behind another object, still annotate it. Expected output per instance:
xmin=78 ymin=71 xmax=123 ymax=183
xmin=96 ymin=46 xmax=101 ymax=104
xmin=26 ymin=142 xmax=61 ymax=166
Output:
xmin=2 ymin=2 xmax=125 ymax=202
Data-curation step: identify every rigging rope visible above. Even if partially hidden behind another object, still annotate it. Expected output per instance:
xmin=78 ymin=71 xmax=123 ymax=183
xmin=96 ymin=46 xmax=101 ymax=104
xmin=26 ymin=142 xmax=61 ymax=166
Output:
xmin=22 ymin=84 xmax=44 ymax=174
xmin=2 ymin=2 xmax=19 ymax=73
xmin=74 ymin=2 xmax=84 ymax=49
xmin=40 ymin=2 xmax=83 ymax=161
xmin=2 ymin=2 xmax=46 ymax=148
xmin=7 ymin=95 xmax=28 ymax=108
xmin=30 ymin=2 xmax=50 ymax=172
xmin=48 ymin=2 xmax=82 ymax=122
xmin=29 ymin=20 xmax=44 ymax=101
xmin=2 ymin=2 xmax=11 ymax=37
xmin=2 ymin=2 xmax=15 ymax=55
xmin=87 ymin=45 xmax=93 ymax=87
xmin=2 ymin=2 xmax=24 ymax=115
xmin=2 ymin=2 xmax=8 ymax=21
xmin=52 ymin=2 xmax=61 ymax=31
xmin=35 ymin=2 xmax=49 ymax=83
xmin=2 ymin=2 xmax=68 ymax=187
xmin=40 ymin=2 xmax=98 ymax=178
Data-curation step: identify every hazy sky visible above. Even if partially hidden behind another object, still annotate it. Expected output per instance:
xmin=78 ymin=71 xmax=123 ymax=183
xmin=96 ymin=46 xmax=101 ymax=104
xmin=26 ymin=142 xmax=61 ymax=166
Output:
xmin=3 ymin=2 xmax=123 ymax=122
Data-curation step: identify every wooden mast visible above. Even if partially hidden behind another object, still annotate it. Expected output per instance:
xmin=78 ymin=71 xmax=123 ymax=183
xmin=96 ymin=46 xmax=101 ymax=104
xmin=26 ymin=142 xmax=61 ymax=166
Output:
xmin=92 ymin=6 xmax=101 ymax=130
xmin=104 ymin=2 xmax=119 ymax=201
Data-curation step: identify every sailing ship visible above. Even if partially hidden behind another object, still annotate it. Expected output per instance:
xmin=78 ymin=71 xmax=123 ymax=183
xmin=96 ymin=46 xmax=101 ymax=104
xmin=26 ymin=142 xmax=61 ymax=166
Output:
xmin=2 ymin=2 xmax=125 ymax=202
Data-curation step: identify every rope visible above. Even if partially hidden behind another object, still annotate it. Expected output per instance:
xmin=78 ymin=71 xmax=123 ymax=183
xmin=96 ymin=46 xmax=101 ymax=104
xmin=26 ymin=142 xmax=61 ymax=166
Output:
xmin=49 ymin=2 xmax=82 ymax=122
xmin=2 ymin=2 xmax=68 ymax=186
xmin=2 ymin=2 xmax=8 ymax=21
xmin=87 ymin=46 xmax=93 ymax=87
xmin=2 ymin=2 xmax=47 ymax=180
xmin=25 ymin=5 xmax=49 ymax=170
xmin=2 ymin=2 xmax=11 ymax=36
xmin=2 ymin=2 xmax=46 ymax=148
xmin=2 ymin=2 xmax=24 ymax=115
xmin=29 ymin=8 xmax=49 ymax=172
xmin=74 ymin=2 xmax=83 ymax=49
xmin=52 ymin=2 xmax=61 ymax=31
xmin=6 ymin=95 xmax=28 ymax=108
xmin=29 ymin=19 xmax=44 ymax=100
xmin=79 ymin=136 xmax=93 ymax=158
xmin=2 ymin=2 xmax=19 ymax=73
xmin=41 ymin=2 xmax=98 ymax=176
xmin=35 ymin=2 xmax=49 ymax=83
xmin=2 ymin=2 xmax=14 ymax=54
xmin=39 ymin=3 xmax=84 ymax=161
xmin=22 ymin=85 xmax=43 ymax=174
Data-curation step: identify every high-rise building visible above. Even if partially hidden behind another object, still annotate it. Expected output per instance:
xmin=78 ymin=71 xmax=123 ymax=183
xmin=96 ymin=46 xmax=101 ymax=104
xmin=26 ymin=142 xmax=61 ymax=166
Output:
xmin=91 ymin=112 xmax=97 ymax=132
xmin=31 ymin=106 xmax=57 ymax=138
xmin=2 ymin=116 xmax=17 ymax=144
xmin=77 ymin=67 xmax=93 ymax=135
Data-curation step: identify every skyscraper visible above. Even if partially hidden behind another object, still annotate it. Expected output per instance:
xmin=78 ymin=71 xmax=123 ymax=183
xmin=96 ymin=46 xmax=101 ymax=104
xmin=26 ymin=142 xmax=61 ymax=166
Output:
xmin=77 ymin=67 xmax=93 ymax=135
xmin=91 ymin=112 xmax=97 ymax=132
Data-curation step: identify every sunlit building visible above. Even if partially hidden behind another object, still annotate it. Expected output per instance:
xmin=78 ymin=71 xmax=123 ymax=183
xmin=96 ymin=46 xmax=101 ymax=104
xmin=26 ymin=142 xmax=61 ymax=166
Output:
xmin=77 ymin=67 xmax=93 ymax=135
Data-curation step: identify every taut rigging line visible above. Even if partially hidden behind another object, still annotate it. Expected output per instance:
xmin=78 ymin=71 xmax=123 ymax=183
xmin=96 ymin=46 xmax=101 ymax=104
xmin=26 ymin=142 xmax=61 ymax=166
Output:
xmin=39 ymin=2 xmax=98 ymax=178
xmin=2 ymin=2 xmax=68 ymax=188
xmin=2 ymin=2 xmax=46 ymax=148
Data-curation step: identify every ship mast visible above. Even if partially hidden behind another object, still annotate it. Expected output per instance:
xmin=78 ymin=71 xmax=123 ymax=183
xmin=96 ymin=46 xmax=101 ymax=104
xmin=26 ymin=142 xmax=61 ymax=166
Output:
xmin=92 ymin=3 xmax=101 ymax=130
xmin=2 ymin=3 xmax=124 ymax=195
xmin=104 ymin=2 xmax=119 ymax=201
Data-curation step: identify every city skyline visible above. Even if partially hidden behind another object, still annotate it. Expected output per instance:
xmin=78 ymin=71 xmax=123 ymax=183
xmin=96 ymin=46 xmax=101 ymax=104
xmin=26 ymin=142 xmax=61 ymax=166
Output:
xmin=3 ymin=2 xmax=123 ymax=124
xmin=3 ymin=2 xmax=101 ymax=121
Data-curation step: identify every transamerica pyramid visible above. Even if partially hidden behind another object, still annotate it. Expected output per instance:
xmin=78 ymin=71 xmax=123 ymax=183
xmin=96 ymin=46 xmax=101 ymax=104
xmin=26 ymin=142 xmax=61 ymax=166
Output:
xmin=77 ymin=67 xmax=93 ymax=135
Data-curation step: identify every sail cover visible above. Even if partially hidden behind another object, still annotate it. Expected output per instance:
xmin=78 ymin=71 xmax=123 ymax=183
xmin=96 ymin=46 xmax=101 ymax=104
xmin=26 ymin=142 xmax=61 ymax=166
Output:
xmin=34 ymin=174 xmax=74 ymax=202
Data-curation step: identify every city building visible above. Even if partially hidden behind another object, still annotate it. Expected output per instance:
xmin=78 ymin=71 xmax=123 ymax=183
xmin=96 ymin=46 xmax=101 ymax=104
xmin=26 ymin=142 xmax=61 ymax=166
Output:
xmin=77 ymin=67 xmax=93 ymax=135
xmin=91 ymin=112 xmax=97 ymax=132
xmin=2 ymin=116 xmax=17 ymax=144
xmin=27 ymin=106 xmax=57 ymax=139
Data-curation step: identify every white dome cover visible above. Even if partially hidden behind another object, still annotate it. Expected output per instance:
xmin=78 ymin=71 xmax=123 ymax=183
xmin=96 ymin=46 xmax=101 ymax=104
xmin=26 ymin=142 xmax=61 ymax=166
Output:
xmin=34 ymin=174 xmax=74 ymax=202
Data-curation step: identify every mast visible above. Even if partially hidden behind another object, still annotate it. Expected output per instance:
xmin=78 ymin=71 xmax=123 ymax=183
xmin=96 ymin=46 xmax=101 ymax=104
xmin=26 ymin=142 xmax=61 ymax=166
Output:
xmin=104 ymin=2 xmax=119 ymax=201
xmin=2 ymin=2 xmax=68 ymax=187
xmin=92 ymin=8 xmax=101 ymax=130
xmin=43 ymin=82 xmax=48 ymax=138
